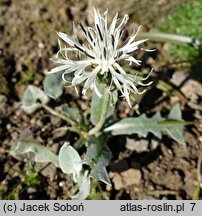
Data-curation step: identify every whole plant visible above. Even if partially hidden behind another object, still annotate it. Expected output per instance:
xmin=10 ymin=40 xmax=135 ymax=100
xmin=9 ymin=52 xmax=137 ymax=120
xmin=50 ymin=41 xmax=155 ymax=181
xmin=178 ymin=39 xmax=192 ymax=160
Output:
xmin=11 ymin=8 xmax=186 ymax=199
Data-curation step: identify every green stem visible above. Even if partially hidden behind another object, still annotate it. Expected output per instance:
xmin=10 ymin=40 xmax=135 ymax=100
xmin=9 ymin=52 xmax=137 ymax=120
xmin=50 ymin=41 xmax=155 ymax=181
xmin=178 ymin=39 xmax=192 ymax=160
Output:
xmin=156 ymin=80 xmax=187 ymax=103
xmin=158 ymin=120 xmax=200 ymax=126
xmin=73 ymin=138 xmax=87 ymax=150
xmin=138 ymin=32 xmax=202 ymax=46
xmin=42 ymin=104 xmax=75 ymax=125
xmin=193 ymin=184 xmax=201 ymax=200
xmin=41 ymin=104 xmax=81 ymax=134
xmin=88 ymin=88 xmax=110 ymax=136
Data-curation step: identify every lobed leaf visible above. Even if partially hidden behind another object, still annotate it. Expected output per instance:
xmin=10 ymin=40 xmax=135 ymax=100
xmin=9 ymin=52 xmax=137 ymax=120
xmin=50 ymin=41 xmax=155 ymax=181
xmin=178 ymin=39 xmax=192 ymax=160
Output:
xmin=104 ymin=104 xmax=185 ymax=144
xmin=83 ymin=136 xmax=112 ymax=185
xmin=161 ymin=104 xmax=185 ymax=144
xmin=90 ymin=157 xmax=111 ymax=185
xmin=104 ymin=113 xmax=164 ymax=138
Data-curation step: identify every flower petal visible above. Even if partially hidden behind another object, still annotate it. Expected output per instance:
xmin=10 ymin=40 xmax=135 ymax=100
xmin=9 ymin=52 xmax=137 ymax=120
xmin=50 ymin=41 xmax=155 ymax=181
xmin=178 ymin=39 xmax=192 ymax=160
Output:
xmin=56 ymin=31 xmax=82 ymax=48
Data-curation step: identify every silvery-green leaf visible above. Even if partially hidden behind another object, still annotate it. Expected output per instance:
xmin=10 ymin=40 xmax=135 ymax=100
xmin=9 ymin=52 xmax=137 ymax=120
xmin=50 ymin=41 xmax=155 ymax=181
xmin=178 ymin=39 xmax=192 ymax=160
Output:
xmin=90 ymin=83 xmax=117 ymax=125
xmin=22 ymin=85 xmax=49 ymax=114
xmin=83 ymin=136 xmax=112 ymax=185
xmin=168 ymin=103 xmax=182 ymax=120
xmin=10 ymin=140 xmax=59 ymax=167
xmin=161 ymin=104 xmax=185 ymax=144
xmin=72 ymin=171 xmax=90 ymax=200
xmin=43 ymin=72 xmax=63 ymax=99
xmin=58 ymin=142 xmax=82 ymax=180
xmin=63 ymin=105 xmax=82 ymax=123
xmin=105 ymin=104 xmax=185 ymax=144
xmin=90 ymin=157 xmax=111 ymax=185
xmin=82 ymin=142 xmax=100 ymax=166
xmin=104 ymin=112 xmax=164 ymax=138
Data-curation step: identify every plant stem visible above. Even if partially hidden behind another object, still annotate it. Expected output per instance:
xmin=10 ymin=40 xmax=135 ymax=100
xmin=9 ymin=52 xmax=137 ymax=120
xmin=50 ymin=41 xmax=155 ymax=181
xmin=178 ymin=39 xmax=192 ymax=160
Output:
xmin=156 ymin=80 xmax=187 ymax=103
xmin=158 ymin=120 xmax=200 ymax=126
xmin=73 ymin=138 xmax=87 ymax=150
xmin=88 ymin=88 xmax=110 ymax=136
xmin=197 ymin=150 xmax=202 ymax=183
xmin=42 ymin=104 xmax=75 ymax=125
xmin=41 ymin=104 xmax=81 ymax=134
xmin=138 ymin=32 xmax=202 ymax=46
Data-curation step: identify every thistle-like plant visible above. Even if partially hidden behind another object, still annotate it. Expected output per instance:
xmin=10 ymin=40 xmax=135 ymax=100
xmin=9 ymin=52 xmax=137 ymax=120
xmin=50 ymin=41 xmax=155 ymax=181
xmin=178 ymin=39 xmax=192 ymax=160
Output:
xmin=11 ymin=8 xmax=186 ymax=200
xmin=49 ymin=8 xmax=153 ymax=107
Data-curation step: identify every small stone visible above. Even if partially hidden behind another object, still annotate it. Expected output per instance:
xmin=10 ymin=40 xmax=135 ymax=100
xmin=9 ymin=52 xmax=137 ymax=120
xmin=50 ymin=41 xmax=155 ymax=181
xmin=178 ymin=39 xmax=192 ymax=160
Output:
xmin=147 ymin=162 xmax=157 ymax=171
xmin=121 ymin=169 xmax=141 ymax=186
xmin=6 ymin=123 xmax=11 ymax=130
xmin=111 ymin=169 xmax=142 ymax=190
xmin=151 ymin=139 xmax=159 ymax=150
xmin=112 ymin=173 xmax=123 ymax=190
xmin=181 ymin=79 xmax=202 ymax=100
xmin=41 ymin=163 xmax=57 ymax=182
xmin=19 ymin=128 xmax=34 ymax=141
xmin=126 ymin=138 xmax=149 ymax=152
xmin=38 ymin=42 xmax=45 ymax=49
xmin=170 ymin=72 xmax=189 ymax=86
xmin=52 ymin=126 xmax=68 ymax=140
xmin=59 ymin=181 xmax=66 ymax=187
xmin=27 ymin=187 xmax=37 ymax=194
xmin=106 ymin=184 xmax=112 ymax=191
xmin=50 ymin=116 xmax=62 ymax=125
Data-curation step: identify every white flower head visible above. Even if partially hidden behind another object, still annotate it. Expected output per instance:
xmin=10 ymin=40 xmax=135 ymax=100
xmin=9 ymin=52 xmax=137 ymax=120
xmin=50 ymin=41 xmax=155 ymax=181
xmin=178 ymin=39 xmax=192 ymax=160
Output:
xmin=49 ymin=8 xmax=153 ymax=106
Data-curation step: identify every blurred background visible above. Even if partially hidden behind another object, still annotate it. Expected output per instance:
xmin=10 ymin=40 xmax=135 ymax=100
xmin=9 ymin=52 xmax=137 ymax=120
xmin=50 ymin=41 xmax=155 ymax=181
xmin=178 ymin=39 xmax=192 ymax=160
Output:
xmin=0 ymin=0 xmax=202 ymax=200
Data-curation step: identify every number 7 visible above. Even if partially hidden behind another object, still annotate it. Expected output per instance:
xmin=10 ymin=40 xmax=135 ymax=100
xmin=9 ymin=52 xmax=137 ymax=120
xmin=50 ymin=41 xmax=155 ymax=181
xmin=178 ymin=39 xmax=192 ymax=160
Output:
xmin=190 ymin=203 xmax=196 ymax=211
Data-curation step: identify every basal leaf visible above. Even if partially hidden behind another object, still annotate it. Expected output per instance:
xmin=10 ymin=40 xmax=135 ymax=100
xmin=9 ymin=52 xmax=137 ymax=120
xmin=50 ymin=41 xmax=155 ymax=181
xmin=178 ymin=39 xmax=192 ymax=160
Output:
xmin=22 ymin=85 xmax=49 ymax=114
xmin=43 ymin=72 xmax=63 ymax=99
xmin=58 ymin=142 xmax=82 ymax=181
xmin=90 ymin=82 xmax=117 ymax=126
xmin=10 ymin=140 xmax=59 ymax=167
